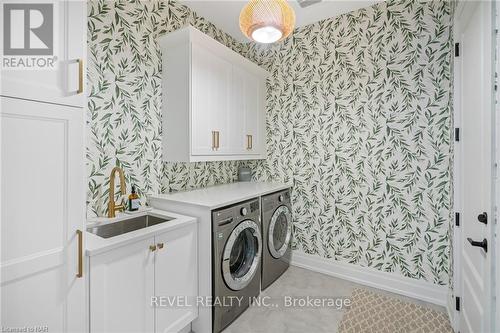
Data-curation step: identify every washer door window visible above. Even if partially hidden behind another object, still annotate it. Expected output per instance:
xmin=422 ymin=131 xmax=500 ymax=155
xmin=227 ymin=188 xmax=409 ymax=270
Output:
xmin=268 ymin=205 xmax=292 ymax=259
xmin=222 ymin=219 xmax=262 ymax=291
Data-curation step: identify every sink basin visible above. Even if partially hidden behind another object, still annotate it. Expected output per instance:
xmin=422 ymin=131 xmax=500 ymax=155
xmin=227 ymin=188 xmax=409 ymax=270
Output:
xmin=87 ymin=215 xmax=172 ymax=239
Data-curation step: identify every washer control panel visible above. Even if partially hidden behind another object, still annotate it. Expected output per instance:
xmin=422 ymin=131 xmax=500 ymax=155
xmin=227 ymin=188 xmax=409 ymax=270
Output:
xmin=213 ymin=198 xmax=260 ymax=228
xmin=250 ymin=200 xmax=259 ymax=212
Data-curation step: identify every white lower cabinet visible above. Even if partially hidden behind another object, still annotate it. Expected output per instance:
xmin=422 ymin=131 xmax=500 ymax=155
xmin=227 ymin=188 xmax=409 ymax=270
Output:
xmin=89 ymin=237 xmax=155 ymax=333
xmin=89 ymin=224 xmax=198 ymax=333
xmin=155 ymin=226 xmax=198 ymax=332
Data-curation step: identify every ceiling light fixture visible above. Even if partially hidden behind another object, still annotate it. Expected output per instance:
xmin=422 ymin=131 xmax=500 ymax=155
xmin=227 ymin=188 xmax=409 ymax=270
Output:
xmin=239 ymin=0 xmax=296 ymax=44
xmin=296 ymin=0 xmax=322 ymax=8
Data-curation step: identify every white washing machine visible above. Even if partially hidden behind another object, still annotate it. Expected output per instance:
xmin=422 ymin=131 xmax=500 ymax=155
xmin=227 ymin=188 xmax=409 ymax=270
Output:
xmin=261 ymin=188 xmax=292 ymax=290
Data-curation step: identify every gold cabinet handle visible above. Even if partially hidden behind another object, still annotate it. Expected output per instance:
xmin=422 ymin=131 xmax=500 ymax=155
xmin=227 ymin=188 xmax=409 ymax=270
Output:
xmin=157 ymin=243 xmax=164 ymax=250
xmin=212 ymin=131 xmax=220 ymax=150
xmin=76 ymin=230 xmax=83 ymax=278
xmin=77 ymin=59 xmax=83 ymax=94
xmin=149 ymin=245 xmax=157 ymax=252
xmin=246 ymin=135 xmax=253 ymax=150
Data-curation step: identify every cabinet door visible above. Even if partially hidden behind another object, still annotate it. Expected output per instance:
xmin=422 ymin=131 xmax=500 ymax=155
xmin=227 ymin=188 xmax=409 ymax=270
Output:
xmin=231 ymin=66 xmax=263 ymax=155
xmin=1 ymin=97 xmax=85 ymax=332
xmin=90 ymin=238 xmax=155 ymax=333
xmin=0 ymin=0 xmax=86 ymax=107
xmin=245 ymin=72 xmax=265 ymax=155
xmin=191 ymin=43 xmax=231 ymax=155
xmin=229 ymin=66 xmax=247 ymax=154
xmin=154 ymin=225 xmax=198 ymax=333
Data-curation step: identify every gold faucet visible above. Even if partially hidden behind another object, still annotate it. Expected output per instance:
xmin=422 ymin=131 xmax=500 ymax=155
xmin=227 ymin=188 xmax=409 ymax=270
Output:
xmin=108 ymin=166 xmax=126 ymax=218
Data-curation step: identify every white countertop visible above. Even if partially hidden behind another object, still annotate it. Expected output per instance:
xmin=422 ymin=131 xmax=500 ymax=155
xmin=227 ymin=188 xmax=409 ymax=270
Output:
xmin=86 ymin=209 xmax=197 ymax=256
xmin=149 ymin=181 xmax=292 ymax=210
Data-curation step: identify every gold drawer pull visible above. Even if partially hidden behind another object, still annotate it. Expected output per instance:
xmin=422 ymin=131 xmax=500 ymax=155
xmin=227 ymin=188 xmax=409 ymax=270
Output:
xmin=149 ymin=245 xmax=157 ymax=252
xmin=76 ymin=230 xmax=83 ymax=278
xmin=212 ymin=131 xmax=220 ymax=150
xmin=77 ymin=59 xmax=83 ymax=94
xmin=246 ymin=135 xmax=253 ymax=150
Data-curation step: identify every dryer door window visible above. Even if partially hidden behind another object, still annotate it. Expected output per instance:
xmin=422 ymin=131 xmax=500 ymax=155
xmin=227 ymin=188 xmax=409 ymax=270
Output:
xmin=268 ymin=205 xmax=292 ymax=259
xmin=222 ymin=219 xmax=262 ymax=291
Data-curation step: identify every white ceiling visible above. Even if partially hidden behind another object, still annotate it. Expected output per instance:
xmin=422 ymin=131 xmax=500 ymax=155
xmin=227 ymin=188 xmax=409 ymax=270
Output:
xmin=181 ymin=0 xmax=384 ymax=42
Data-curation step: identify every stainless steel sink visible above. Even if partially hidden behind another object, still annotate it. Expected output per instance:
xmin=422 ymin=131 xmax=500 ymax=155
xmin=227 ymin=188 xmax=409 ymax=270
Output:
xmin=87 ymin=215 xmax=172 ymax=239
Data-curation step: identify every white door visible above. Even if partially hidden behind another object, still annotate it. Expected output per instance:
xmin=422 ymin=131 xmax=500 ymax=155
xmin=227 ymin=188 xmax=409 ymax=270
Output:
xmin=1 ymin=96 xmax=85 ymax=332
xmin=89 ymin=237 xmax=155 ymax=333
xmin=457 ymin=2 xmax=495 ymax=332
xmin=0 ymin=0 xmax=86 ymax=107
xmin=191 ymin=43 xmax=231 ymax=155
xmin=154 ymin=225 xmax=198 ymax=333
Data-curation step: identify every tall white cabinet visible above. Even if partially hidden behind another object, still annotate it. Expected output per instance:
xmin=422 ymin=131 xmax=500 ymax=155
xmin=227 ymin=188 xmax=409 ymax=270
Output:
xmin=1 ymin=1 xmax=86 ymax=332
xmin=159 ymin=26 xmax=268 ymax=162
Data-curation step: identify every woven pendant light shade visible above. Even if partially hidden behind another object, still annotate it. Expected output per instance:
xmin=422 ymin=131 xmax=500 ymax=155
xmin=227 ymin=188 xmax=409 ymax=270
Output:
xmin=239 ymin=0 xmax=296 ymax=44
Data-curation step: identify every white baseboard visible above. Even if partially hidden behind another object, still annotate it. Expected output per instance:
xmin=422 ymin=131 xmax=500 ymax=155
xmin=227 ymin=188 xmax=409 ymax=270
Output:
xmin=290 ymin=251 xmax=448 ymax=307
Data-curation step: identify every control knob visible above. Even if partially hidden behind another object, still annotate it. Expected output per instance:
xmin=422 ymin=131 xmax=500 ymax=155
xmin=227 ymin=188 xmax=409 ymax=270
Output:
xmin=240 ymin=207 xmax=248 ymax=216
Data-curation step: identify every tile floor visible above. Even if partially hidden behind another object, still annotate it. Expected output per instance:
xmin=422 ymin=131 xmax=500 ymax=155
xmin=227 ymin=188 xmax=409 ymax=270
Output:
xmin=222 ymin=266 xmax=448 ymax=333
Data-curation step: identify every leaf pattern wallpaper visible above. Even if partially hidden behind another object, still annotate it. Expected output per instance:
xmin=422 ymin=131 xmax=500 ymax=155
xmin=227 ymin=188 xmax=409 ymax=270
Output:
xmin=243 ymin=0 xmax=453 ymax=285
xmin=87 ymin=0 xmax=453 ymax=285
xmin=87 ymin=0 xmax=244 ymax=217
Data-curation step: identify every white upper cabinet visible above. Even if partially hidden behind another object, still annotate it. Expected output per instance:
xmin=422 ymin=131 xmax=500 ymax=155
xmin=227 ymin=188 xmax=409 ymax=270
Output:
xmin=0 ymin=0 xmax=86 ymax=107
xmin=159 ymin=26 xmax=268 ymax=162
xmin=232 ymin=66 xmax=265 ymax=155
xmin=191 ymin=43 xmax=232 ymax=156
